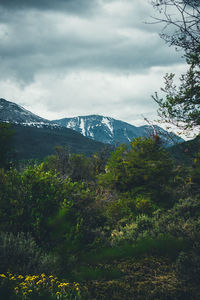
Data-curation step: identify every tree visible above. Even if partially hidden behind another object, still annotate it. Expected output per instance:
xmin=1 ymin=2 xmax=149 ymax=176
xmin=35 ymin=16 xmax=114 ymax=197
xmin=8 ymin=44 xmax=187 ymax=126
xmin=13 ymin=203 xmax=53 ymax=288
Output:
xmin=0 ymin=122 xmax=15 ymax=169
xmin=44 ymin=147 xmax=95 ymax=182
xmin=151 ymin=0 xmax=200 ymax=134
xmin=151 ymin=0 xmax=200 ymax=52
xmin=99 ymin=137 xmax=175 ymax=207
xmin=152 ymin=53 xmax=200 ymax=133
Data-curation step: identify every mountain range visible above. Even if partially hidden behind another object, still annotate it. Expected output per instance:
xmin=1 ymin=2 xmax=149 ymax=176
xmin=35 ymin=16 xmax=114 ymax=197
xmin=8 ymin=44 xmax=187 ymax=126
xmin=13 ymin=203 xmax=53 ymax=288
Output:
xmin=0 ymin=98 xmax=49 ymax=125
xmin=0 ymin=98 xmax=106 ymax=159
xmin=0 ymin=98 xmax=184 ymax=160
xmin=52 ymin=115 xmax=183 ymax=146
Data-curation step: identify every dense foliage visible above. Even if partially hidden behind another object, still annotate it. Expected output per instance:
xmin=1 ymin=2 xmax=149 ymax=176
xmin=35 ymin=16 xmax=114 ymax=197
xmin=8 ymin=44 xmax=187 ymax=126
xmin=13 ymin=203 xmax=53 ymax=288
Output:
xmin=0 ymin=1 xmax=200 ymax=299
xmin=0 ymin=134 xmax=200 ymax=299
xmin=151 ymin=0 xmax=200 ymax=136
xmin=0 ymin=123 xmax=14 ymax=169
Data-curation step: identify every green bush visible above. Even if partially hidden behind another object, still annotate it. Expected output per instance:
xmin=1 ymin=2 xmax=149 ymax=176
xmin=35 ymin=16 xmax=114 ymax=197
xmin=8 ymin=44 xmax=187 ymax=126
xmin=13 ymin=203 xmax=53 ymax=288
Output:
xmin=98 ymin=138 xmax=175 ymax=207
xmin=0 ymin=122 xmax=15 ymax=169
xmin=176 ymin=250 xmax=200 ymax=282
xmin=110 ymin=214 xmax=154 ymax=246
xmin=0 ymin=232 xmax=58 ymax=274
xmin=0 ymin=165 xmax=96 ymax=249
xmin=154 ymin=197 xmax=200 ymax=242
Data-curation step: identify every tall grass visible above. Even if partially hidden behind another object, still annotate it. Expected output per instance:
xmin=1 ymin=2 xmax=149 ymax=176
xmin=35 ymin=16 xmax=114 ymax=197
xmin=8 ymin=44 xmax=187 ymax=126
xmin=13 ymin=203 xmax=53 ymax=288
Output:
xmin=82 ymin=234 xmax=188 ymax=264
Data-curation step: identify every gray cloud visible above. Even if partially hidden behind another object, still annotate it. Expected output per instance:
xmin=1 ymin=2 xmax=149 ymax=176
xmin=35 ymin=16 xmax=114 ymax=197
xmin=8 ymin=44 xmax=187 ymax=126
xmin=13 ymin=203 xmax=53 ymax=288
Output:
xmin=0 ymin=0 xmax=186 ymax=125
xmin=0 ymin=0 xmax=99 ymax=14
xmin=0 ymin=1 xmax=184 ymax=83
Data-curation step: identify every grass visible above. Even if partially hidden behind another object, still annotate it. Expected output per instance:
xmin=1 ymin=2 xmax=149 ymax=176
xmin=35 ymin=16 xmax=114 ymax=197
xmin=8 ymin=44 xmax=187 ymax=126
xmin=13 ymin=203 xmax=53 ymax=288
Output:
xmin=81 ymin=234 xmax=188 ymax=264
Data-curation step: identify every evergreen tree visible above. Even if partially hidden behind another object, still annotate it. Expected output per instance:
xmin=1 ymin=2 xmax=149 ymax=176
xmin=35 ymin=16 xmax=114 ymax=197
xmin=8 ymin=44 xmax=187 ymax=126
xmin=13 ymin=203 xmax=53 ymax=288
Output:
xmin=0 ymin=122 xmax=14 ymax=169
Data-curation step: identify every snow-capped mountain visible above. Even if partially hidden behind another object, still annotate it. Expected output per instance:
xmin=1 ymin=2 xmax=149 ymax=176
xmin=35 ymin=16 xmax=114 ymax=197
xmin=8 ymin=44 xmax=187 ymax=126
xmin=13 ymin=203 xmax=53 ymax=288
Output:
xmin=0 ymin=98 xmax=62 ymax=130
xmin=0 ymin=98 xmax=105 ymax=159
xmin=0 ymin=98 xmax=50 ymax=124
xmin=0 ymin=98 xmax=183 ymax=148
xmin=53 ymin=115 xmax=184 ymax=146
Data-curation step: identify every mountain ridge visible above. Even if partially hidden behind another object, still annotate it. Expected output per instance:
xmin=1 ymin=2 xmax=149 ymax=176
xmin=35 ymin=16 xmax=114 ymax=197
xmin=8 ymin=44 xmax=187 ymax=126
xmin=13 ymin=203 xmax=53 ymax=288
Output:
xmin=0 ymin=98 xmax=107 ymax=160
xmin=0 ymin=98 xmax=50 ymax=124
xmin=0 ymin=98 xmax=184 ymax=152
xmin=52 ymin=114 xmax=184 ymax=146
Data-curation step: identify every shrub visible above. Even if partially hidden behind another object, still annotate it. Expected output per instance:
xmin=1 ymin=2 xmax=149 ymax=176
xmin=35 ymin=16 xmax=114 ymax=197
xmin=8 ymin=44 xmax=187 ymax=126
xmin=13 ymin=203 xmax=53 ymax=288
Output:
xmin=176 ymin=250 xmax=200 ymax=283
xmin=110 ymin=214 xmax=154 ymax=246
xmin=0 ymin=165 xmax=95 ymax=249
xmin=0 ymin=232 xmax=58 ymax=274
xmin=98 ymin=137 xmax=175 ymax=207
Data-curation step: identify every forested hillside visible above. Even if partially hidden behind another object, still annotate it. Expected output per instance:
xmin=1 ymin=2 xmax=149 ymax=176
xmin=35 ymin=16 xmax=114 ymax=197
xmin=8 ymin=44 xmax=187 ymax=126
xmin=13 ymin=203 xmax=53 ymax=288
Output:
xmin=12 ymin=123 xmax=107 ymax=160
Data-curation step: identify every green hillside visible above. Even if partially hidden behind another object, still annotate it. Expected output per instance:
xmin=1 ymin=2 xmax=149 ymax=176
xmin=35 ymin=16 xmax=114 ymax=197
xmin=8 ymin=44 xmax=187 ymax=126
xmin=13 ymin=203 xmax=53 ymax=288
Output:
xmin=169 ymin=136 xmax=200 ymax=165
xmin=12 ymin=124 xmax=107 ymax=160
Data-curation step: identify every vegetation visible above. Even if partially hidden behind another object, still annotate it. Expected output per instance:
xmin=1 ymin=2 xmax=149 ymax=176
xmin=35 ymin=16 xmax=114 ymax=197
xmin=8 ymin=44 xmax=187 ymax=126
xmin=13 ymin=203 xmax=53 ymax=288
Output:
xmin=151 ymin=0 xmax=200 ymax=136
xmin=0 ymin=122 xmax=15 ymax=169
xmin=11 ymin=124 xmax=106 ymax=160
xmin=0 ymin=129 xmax=200 ymax=299
xmin=0 ymin=1 xmax=200 ymax=299
xmin=0 ymin=273 xmax=80 ymax=300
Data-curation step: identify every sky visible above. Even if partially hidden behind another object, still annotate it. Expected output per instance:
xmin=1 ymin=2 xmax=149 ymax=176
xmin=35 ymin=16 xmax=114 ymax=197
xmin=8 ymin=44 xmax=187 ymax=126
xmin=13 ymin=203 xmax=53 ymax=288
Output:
xmin=0 ymin=0 xmax=187 ymax=126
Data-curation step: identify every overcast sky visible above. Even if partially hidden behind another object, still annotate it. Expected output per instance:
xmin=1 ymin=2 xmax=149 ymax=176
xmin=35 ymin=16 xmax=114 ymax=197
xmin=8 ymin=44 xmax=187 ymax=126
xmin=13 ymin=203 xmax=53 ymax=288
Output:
xmin=0 ymin=0 xmax=186 ymax=125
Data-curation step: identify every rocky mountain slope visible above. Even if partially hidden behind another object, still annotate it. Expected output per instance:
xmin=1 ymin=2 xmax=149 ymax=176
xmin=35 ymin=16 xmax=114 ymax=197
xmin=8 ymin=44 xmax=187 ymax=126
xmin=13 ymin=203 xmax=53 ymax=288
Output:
xmin=0 ymin=98 xmax=50 ymax=125
xmin=0 ymin=98 xmax=106 ymax=159
xmin=0 ymin=98 xmax=184 ymax=160
xmin=53 ymin=115 xmax=184 ymax=147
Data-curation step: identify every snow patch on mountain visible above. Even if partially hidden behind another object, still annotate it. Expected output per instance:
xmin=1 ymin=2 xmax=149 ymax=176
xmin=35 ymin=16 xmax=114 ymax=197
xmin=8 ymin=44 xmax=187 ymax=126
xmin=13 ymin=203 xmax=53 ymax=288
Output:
xmin=80 ymin=118 xmax=86 ymax=136
xmin=124 ymin=128 xmax=131 ymax=142
xmin=66 ymin=119 xmax=76 ymax=129
xmin=102 ymin=117 xmax=113 ymax=135
xmin=52 ymin=114 xmax=184 ymax=147
xmin=0 ymin=98 xmax=61 ymax=131
xmin=0 ymin=98 xmax=184 ymax=147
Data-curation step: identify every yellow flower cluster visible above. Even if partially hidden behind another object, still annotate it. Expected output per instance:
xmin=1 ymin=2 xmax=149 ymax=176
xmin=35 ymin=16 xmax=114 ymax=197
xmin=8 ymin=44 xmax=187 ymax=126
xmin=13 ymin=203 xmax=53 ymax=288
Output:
xmin=0 ymin=272 xmax=80 ymax=299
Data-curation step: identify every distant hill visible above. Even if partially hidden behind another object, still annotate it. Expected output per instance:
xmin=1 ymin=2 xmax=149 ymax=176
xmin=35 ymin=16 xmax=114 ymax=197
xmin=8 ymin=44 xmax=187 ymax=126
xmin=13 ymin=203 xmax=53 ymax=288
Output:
xmin=0 ymin=98 xmax=185 ymax=161
xmin=169 ymin=136 xmax=200 ymax=164
xmin=0 ymin=98 xmax=106 ymax=160
xmin=53 ymin=115 xmax=184 ymax=147
xmin=11 ymin=124 xmax=106 ymax=160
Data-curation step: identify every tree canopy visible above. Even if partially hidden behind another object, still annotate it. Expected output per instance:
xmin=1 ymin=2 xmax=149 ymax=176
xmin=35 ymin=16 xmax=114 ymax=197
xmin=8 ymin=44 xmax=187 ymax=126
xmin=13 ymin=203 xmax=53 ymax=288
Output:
xmin=151 ymin=0 xmax=200 ymax=135
xmin=0 ymin=122 xmax=15 ymax=169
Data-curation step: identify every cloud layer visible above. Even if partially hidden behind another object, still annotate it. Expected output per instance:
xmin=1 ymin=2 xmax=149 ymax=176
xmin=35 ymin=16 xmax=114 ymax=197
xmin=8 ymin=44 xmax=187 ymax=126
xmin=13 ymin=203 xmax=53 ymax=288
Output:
xmin=0 ymin=0 xmax=186 ymax=124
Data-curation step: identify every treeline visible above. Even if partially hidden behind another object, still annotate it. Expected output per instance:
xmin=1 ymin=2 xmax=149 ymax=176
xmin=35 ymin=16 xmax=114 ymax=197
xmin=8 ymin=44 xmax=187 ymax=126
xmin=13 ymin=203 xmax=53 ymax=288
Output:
xmin=0 ymin=123 xmax=200 ymax=299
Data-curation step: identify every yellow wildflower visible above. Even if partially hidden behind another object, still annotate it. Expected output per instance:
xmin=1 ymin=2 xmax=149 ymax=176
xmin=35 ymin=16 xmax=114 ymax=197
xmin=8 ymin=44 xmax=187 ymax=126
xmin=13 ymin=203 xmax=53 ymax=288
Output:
xmin=22 ymin=286 xmax=28 ymax=290
xmin=10 ymin=276 xmax=16 ymax=280
xmin=25 ymin=276 xmax=30 ymax=281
